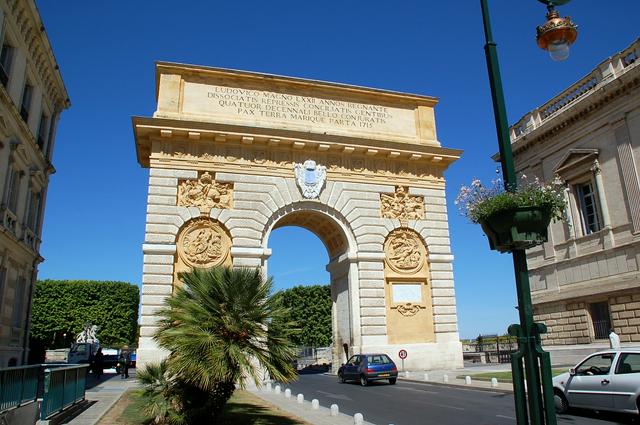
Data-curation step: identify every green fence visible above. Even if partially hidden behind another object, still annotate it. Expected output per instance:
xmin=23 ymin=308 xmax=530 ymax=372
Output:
xmin=0 ymin=364 xmax=40 ymax=412
xmin=40 ymin=364 xmax=89 ymax=420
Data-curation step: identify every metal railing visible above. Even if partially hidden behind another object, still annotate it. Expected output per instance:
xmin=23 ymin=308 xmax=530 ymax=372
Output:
xmin=40 ymin=364 xmax=89 ymax=420
xmin=510 ymin=38 xmax=640 ymax=141
xmin=592 ymin=320 xmax=610 ymax=340
xmin=0 ymin=364 xmax=40 ymax=413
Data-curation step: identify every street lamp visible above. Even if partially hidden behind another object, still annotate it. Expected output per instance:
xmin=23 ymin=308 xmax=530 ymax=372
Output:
xmin=536 ymin=1 xmax=578 ymax=61
xmin=479 ymin=1 xmax=578 ymax=424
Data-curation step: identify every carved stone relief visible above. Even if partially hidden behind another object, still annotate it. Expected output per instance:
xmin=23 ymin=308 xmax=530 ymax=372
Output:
xmin=384 ymin=229 xmax=425 ymax=274
xmin=177 ymin=172 xmax=233 ymax=213
xmin=381 ymin=186 xmax=425 ymax=221
xmin=177 ymin=218 xmax=231 ymax=268
xmin=396 ymin=303 xmax=422 ymax=316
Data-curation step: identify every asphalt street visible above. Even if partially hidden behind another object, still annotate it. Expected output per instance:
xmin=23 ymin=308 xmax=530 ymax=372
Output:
xmin=281 ymin=373 xmax=639 ymax=425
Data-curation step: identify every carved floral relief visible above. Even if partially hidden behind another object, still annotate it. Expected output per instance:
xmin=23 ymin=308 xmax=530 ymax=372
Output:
xmin=384 ymin=229 xmax=425 ymax=274
xmin=381 ymin=186 xmax=425 ymax=221
xmin=177 ymin=218 xmax=230 ymax=268
xmin=177 ymin=172 xmax=233 ymax=213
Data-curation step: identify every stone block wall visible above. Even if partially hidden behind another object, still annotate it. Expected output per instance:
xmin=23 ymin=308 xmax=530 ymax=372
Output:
xmin=535 ymin=302 xmax=591 ymax=345
xmin=610 ymin=293 xmax=640 ymax=343
xmin=534 ymin=289 xmax=640 ymax=346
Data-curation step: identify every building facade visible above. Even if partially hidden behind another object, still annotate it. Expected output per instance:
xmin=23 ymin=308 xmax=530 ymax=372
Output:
xmin=511 ymin=39 xmax=640 ymax=345
xmin=133 ymin=63 xmax=464 ymax=371
xmin=0 ymin=0 xmax=68 ymax=366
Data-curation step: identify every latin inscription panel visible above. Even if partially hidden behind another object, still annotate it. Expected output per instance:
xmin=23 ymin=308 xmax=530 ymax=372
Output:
xmin=181 ymin=81 xmax=419 ymax=140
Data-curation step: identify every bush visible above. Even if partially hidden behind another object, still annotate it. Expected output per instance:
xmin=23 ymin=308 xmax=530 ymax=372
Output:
xmin=30 ymin=280 xmax=139 ymax=352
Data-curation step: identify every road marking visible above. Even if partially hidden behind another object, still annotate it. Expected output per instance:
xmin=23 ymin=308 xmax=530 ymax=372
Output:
xmin=496 ymin=415 xmax=516 ymax=420
xmin=427 ymin=402 xmax=465 ymax=411
xmin=316 ymin=390 xmax=352 ymax=401
xmin=396 ymin=387 xmax=439 ymax=394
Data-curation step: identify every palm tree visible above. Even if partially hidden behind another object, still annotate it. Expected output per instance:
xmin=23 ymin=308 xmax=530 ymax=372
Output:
xmin=136 ymin=360 xmax=185 ymax=425
xmin=154 ymin=266 xmax=298 ymax=413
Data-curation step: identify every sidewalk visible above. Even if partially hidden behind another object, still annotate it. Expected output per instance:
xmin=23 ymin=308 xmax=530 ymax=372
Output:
xmin=249 ymin=384 xmax=375 ymax=425
xmin=56 ymin=371 xmax=138 ymax=425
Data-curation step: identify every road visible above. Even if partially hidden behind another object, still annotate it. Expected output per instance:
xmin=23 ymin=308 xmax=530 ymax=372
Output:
xmin=281 ymin=372 xmax=638 ymax=425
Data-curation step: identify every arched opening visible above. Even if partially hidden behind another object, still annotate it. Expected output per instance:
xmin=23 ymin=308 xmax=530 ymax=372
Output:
xmin=264 ymin=208 xmax=354 ymax=370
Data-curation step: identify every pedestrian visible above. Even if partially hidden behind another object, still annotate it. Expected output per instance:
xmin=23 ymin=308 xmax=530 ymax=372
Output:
xmin=93 ymin=347 xmax=104 ymax=379
xmin=609 ymin=328 xmax=621 ymax=349
xmin=119 ymin=346 xmax=130 ymax=379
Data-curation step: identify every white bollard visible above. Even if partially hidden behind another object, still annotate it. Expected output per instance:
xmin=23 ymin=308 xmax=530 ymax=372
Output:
xmin=266 ymin=382 xmax=272 ymax=391
xmin=405 ymin=371 xmax=410 ymax=378
xmin=275 ymin=385 xmax=281 ymax=394
xmin=443 ymin=374 xmax=449 ymax=383
xmin=423 ymin=373 xmax=429 ymax=381
xmin=491 ymin=378 xmax=498 ymax=387
xmin=330 ymin=404 xmax=339 ymax=416
xmin=465 ymin=376 xmax=472 ymax=385
xmin=297 ymin=393 xmax=304 ymax=404
xmin=285 ymin=388 xmax=291 ymax=398
xmin=311 ymin=399 xmax=319 ymax=410
xmin=354 ymin=413 xmax=364 ymax=425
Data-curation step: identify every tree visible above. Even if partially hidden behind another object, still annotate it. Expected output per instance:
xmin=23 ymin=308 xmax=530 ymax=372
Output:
xmin=30 ymin=280 xmax=139 ymax=350
xmin=154 ymin=267 xmax=298 ymax=420
xmin=279 ymin=285 xmax=331 ymax=347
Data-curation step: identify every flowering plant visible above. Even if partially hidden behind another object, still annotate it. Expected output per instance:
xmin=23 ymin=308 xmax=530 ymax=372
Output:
xmin=455 ymin=175 xmax=566 ymax=224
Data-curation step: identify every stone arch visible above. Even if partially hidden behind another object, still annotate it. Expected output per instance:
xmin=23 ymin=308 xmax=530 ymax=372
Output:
xmin=262 ymin=201 xmax=361 ymax=368
xmin=262 ymin=201 xmax=356 ymax=260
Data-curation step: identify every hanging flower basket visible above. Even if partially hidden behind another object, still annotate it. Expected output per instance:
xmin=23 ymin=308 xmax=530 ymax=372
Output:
xmin=478 ymin=206 xmax=552 ymax=253
xmin=456 ymin=175 xmax=566 ymax=253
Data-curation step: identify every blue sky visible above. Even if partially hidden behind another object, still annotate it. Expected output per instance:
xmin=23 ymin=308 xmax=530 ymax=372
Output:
xmin=36 ymin=1 xmax=640 ymax=339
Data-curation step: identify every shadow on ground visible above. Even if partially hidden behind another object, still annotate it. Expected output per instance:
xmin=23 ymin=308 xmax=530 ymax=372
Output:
xmin=297 ymin=364 xmax=330 ymax=375
xmin=558 ymin=408 xmax=639 ymax=424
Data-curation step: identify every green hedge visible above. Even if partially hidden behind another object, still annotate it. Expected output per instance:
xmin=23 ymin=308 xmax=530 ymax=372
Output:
xmin=278 ymin=285 xmax=331 ymax=347
xmin=30 ymin=280 xmax=139 ymax=349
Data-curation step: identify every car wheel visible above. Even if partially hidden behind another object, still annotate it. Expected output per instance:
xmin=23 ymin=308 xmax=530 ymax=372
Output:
xmin=338 ymin=372 xmax=346 ymax=384
xmin=554 ymin=390 xmax=569 ymax=414
xmin=360 ymin=375 xmax=368 ymax=386
xmin=389 ymin=378 xmax=397 ymax=385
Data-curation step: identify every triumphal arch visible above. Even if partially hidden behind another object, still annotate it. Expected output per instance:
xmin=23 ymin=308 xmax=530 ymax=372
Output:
xmin=133 ymin=62 xmax=464 ymax=371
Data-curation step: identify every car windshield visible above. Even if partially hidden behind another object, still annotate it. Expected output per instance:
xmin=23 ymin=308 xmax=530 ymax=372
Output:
xmin=576 ymin=353 xmax=614 ymax=375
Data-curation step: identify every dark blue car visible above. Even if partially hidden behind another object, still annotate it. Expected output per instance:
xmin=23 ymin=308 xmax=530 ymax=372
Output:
xmin=338 ymin=353 xmax=398 ymax=386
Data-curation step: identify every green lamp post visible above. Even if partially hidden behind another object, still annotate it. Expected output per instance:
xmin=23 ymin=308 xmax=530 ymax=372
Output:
xmin=479 ymin=1 xmax=577 ymax=424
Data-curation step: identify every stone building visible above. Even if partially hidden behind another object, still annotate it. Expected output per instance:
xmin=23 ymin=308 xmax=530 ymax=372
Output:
xmin=0 ymin=0 xmax=69 ymax=366
xmin=510 ymin=39 xmax=640 ymax=345
xmin=133 ymin=63 xmax=464 ymax=370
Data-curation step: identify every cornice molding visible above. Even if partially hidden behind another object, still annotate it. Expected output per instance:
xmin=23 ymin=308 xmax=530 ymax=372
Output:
xmin=3 ymin=0 xmax=70 ymax=109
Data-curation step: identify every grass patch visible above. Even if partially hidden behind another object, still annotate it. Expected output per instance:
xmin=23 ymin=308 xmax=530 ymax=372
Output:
xmin=103 ymin=389 xmax=309 ymax=425
xmin=457 ymin=368 xmax=568 ymax=383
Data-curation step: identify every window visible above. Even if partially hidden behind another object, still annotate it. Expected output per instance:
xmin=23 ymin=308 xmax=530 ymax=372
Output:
xmin=615 ymin=353 xmax=640 ymax=374
xmin=20 ymin=83 xmax=33 ymax=122
xmin=589 ymin=301 xmax=611 ymax=340
xmin=0 ymin=43 xmax=13 ymax=87
xmin=576 ymin=181 xmax=602 ymax=234
xmin=5 ymin=167 xmax=20 ymax=213
xmin=0 ymin=266 xmax=6 ymax=310
xmin=45 ymin=112 xmax=58 ymax=161
xmin=11 ymin=276 xmax=25 ymax=327
xmin=26 ymin=191 xmax=40 ymax=231
xmin=576 ymin=353 xmax=614 ymax=376
xmin=37 ymin=113 xmax=49 ymax=150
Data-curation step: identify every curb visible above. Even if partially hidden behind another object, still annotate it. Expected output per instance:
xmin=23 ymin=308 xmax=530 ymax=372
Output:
xmin=397 ymin=377 xmax=514 ymax=394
